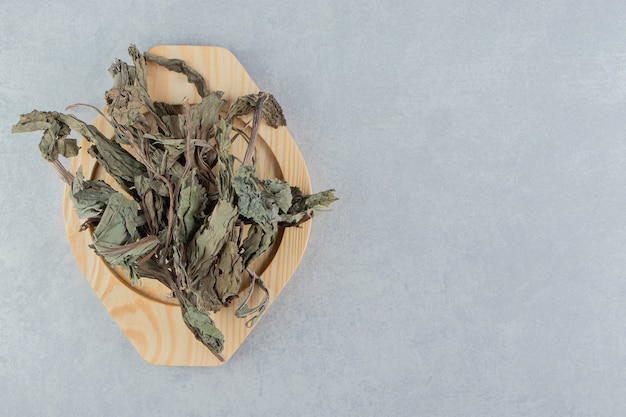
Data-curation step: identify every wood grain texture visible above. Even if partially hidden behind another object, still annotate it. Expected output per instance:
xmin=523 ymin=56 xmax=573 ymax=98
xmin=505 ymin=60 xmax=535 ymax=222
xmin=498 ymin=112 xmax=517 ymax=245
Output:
xmin=63 ymin=45 xmax=312 ymax=366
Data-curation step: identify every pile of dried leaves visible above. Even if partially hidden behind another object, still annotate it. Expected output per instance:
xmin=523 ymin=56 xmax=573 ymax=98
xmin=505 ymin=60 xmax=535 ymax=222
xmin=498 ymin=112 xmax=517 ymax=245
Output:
xmin=12 ymin=45 xmax=336 ymax=360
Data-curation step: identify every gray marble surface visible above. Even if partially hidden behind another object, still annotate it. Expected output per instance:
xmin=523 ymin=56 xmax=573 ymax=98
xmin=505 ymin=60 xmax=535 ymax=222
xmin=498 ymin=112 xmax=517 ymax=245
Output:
xmin=3 ymin=1 xmax=626 ymax=415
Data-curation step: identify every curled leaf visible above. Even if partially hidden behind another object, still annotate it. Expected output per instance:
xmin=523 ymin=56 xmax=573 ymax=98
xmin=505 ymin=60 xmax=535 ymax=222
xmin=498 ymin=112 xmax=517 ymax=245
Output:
xmin=240 ymin=223 xmax=276 ymax=268
xmin=280 ymin=188 xmax=338 ymax=226
xmin=12 ymin=110 xmax=79 ymax=161
xmin=182 ymin=304 xmax=225 ymax=355
xmin=235 ymin=269 xmax=269 ymax=328
xmin=70 ymin=169 xmax=116 ymax=219
xmin=91 ymin=235 xmax=160 ymax=285
xmin=145 ymin=52 xmax=209 ymax=98
xmin=92 ymin=193 xmax=140 ymax=246
xmin=227 ymin=92 xmax=286 ymax=128
xmin=233 ymin=164 xmax=290 ymax=226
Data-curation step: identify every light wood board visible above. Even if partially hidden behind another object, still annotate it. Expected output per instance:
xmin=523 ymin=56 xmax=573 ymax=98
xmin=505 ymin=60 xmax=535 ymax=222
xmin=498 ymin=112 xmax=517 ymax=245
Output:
xmin=63 ymin=45 xmax=312 ymax=366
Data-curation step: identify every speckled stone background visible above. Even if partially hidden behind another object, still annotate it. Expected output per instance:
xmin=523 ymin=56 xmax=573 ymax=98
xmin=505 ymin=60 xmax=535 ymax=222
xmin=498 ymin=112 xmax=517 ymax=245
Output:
xmin=3 ymin=1 xmax=626 ymax=415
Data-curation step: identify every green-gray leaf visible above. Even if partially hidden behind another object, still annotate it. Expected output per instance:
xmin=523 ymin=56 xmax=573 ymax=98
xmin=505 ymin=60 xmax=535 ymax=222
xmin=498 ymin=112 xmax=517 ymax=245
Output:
xmin=191 ymin=91 xmax=227 ymax=140
xmin=91 ymin=235 xmax=160 ymax=285
xmin=182 ymin=305 xmax=224 ymax=354
xmin=233 ymin=165 xmax=280 ymax=226
xmin=187 ymin=199 xmax=237 ymax=277
xmin=235 ymin=272 xmax=269 ymax=328
xmin=261 ymin=178 xmax=292 ymax=213
xmin=12 ymin=110 xmax=78 ymax=161
xmin=240 ymin=223 xmax=275 ymax=267
xmin=15 ymin=110 xmax=147 ymax=195
xmin=145 ymin=52 xmax=209 ymax=98
xmin=226 ymin=93 xmax=286 ymax=128
xmin=70 ymin=169 xmax=116 ymax=218
xmin=213 ymin=240 xmax=243 ymax=303
xmin=93 ymin=193 xmax=140 ymax=245
xmin=279 ymin=188 xmax=338 ymax=226
xmin=215 ymin=119 xmax=235 ymax=202
xmin=177 ymin=169 xmax=208 ymax=242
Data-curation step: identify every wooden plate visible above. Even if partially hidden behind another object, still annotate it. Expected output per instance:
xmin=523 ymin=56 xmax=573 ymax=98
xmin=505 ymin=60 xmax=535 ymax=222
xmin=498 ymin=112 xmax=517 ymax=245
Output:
xmin=63 ymin=45 xmax=312 ymax=366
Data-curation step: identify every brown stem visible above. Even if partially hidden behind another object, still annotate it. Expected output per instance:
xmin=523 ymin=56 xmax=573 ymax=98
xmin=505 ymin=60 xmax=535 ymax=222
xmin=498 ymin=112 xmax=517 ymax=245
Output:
xmin=49 ymin=160 xmax=74 ymax=185
xmin=242 ymin=92 xmax=267 ymax=166
xmin=65 ymin=103 xmax=115 ymax=128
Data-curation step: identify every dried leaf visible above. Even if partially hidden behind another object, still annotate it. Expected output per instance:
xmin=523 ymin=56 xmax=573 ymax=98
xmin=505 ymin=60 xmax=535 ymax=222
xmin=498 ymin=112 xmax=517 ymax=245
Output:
xmin=261 ymin=178 xmax=292 ymax=213
xmin=12 ymin=110 xmax=78 ymax=161
xmin=213 ymin=240 xmax=243 ymax=303
xmin=55 ymin=138 xmax=80 ymax=159
xmin=104 ymin=85 xmax=149 ymax=133
xmin=280 ymin=188 xmax=338 ymax=225
xmin=191 ymin=91 xmax=227 ymax=140
xmin=261 ymin=94 xmax=286 ymax=128
xmin=133 ymin=175 xmax=166 ymax=235
xmin=233 ymin=165 xmax=294 ymax=265
xmin=86 ymin=142 xmax=146 ymax=198
xmin=226 ymin=92 xmax=286 ymax=128
xmin=235 ymin=270 xmax=269 ymax=327
xmin=92 ymin=193 xmax=140 ymax=245
xmin=54 ymin=112 xmax=146 ymax=192
xmin=177 ymin=169 xmax=208 ymax=242
xmin=148 ymin=146 xmax=184 ymax=183
xmin=182 ymin=304 xmax=225 ymax=354
xmin=240 ymin=223 xmax=275 ymax=267
xmin=127 ymin=45 xmax=149 ymax=95
xmin=233 ymin=164 xmax=280 ymax=226
xmin=70 ymin=168 xmax=116 ymax=219
xmin=153 ymin=102 xmax=183 ymax=137
xmin=226 ymin=94 xmax=256 ymax=121
xmin=146 ymin=134 xmax=186 ymax=158
xmin=91 ymin=235 xmax=160 ymax=285
xmin=214 ymin=119 xmax=235 ymax=202
xmin=145 ymin=52 xmax=209 ymax=98
xmin=109 ymin=48 xmax=168 ymax=137
xmin=195 ymin=273 xmax=221 ymax=312
xmin=11 ymin=110 xmax=54 ymax=133
xmin=187 ymin=199 xmax=237 ymax=278
xmin=13 ymin=110 xmax=146 ymax=194
xmin=134 ymin=173 xmax=168 ymax=198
